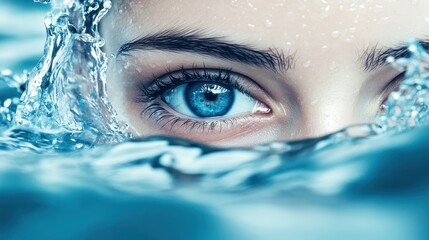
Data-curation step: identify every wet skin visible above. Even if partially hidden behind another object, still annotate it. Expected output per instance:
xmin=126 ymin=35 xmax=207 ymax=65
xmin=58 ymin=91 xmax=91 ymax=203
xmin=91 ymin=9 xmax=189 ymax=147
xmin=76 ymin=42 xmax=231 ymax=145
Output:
xmin=102 ymin=0 xmax=429 ymax=147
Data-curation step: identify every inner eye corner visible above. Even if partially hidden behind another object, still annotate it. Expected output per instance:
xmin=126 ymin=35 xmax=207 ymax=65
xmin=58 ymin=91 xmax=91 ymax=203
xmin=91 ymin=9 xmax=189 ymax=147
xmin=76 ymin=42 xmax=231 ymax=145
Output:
xmin=255 ymin=101 xmax=274 ymax=115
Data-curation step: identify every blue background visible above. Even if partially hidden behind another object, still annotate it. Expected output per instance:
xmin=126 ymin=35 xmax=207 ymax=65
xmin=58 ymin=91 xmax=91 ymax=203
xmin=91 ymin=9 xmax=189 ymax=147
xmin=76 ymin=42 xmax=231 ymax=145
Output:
xmin=0 ymin=1 xmax=49 ymax=73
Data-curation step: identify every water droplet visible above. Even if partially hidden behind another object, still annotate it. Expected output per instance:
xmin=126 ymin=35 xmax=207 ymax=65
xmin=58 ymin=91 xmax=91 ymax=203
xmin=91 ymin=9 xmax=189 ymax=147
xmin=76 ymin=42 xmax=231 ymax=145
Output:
xmin=303 ymin=60 xmax=311 ymax=68
xmin=409 ymin=44 xmax=418 ymax=53
xmin=264 ymin=19 xmax=273 ymax=28
xmin=247 ymin=1 xmax=258 ymax=11
xmin=1 ymin=69 xmax=12 ymax=75
xmin=331 ymin=30 xmax=340 ymax=38
xmin=124 ymin=61 xmax=131 ymax=69
xmin=3 ymin=99 xmax=12 ymax=108
xmin=348 ymin=27 xmax=357 ymax=33
xmin=385 ymin=56 xmax=395 ymax=64
xmin=322 ymin=5 xmax=330 ymax=18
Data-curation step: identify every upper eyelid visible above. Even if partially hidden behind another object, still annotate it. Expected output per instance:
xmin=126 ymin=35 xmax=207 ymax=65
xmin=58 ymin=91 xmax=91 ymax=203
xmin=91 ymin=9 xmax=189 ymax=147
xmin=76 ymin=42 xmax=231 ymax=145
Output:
xmin=377 ymin=71 xmax=406 ymax=105
xmin=384 ymin=71 xmax=406 ymax=92
xmin=135 ymin=67 xmax=258 ymax=103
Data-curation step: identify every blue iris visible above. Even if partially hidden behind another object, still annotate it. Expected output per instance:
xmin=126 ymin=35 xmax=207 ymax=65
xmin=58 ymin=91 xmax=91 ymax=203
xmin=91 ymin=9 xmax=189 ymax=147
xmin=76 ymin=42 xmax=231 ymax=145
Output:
xmin=185 ymin=82 xmax=235 ymax=117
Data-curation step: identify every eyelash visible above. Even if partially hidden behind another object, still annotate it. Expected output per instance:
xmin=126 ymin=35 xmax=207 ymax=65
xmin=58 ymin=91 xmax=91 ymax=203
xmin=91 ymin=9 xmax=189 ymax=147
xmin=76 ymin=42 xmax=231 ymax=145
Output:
xmin=135 ymin=67 xmax=256 ymax=133
xmin=380 ymin=71 xmax=406 ymax=105
xmin=140 ymin=102 xmax=241 ymax=132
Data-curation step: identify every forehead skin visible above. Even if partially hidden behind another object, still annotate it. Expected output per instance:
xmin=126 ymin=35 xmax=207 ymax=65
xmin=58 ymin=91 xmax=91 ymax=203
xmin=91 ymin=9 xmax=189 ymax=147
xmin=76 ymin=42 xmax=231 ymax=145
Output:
xmin=104 ymin=0 xmax=429 ymax=56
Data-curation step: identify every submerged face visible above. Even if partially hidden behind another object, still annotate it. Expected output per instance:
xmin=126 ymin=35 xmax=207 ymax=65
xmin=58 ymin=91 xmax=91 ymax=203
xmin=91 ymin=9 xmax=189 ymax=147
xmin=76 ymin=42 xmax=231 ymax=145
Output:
xmin=102 ymin=0 xmax=429 ymax=146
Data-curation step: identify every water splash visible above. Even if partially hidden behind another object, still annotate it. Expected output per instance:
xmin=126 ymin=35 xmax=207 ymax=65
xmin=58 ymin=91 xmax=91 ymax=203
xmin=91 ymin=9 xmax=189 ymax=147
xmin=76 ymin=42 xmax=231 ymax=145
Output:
xmin=0 ymin=71 xmax=25 ymax=130
xmin=375 ymin=40 xmax=429 ymax=132
xmin=13 ymin=0 xmax=125 ymax=149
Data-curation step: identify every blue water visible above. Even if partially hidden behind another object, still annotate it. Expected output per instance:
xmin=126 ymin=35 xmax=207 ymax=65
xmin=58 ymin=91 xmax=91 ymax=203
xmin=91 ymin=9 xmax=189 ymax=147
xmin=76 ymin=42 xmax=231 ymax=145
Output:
xmin=1 ymin=1 xmax=429 ymax=240
xmin=0 ymin=1 xmax=47 ymax=73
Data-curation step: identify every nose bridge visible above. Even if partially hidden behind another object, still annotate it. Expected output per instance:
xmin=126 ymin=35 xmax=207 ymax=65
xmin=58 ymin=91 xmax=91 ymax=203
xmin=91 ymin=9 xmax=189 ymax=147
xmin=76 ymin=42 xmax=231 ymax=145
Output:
xmin=301 ymin=97 xmax=357 ymax=137
xmin=294 ymin=73 xmax=365 ymax=138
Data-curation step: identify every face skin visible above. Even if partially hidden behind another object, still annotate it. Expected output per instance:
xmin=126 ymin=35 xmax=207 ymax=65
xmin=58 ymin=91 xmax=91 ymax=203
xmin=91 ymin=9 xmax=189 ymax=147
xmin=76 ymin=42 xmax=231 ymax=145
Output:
xmin=102 ymin=0 xmax=429 ymax=147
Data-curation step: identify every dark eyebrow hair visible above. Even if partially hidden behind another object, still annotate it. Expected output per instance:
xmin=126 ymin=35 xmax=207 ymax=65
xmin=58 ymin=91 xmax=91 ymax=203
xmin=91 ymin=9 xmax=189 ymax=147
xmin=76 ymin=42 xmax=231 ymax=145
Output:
xmin=359 ymin=40 xmax=429 ymax=71
xmin=117 ymin=29 xmax=295 ymax=73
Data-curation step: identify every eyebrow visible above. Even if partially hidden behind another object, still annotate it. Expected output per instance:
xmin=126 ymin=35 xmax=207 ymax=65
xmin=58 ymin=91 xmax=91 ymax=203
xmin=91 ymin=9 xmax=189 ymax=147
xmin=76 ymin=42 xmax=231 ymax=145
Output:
xmin=360 ymin=40 xmax=429 ymax=71
xmin=117 ymin=29 xmax=295 ymax=73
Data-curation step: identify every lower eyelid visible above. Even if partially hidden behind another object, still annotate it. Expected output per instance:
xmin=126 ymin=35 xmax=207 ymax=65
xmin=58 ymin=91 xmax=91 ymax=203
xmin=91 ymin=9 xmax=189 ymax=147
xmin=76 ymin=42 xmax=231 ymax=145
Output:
xmin=143 ymin=103 xmax=238 ymax=132
xmin=140 ymin=100 xmax=272 ymax=135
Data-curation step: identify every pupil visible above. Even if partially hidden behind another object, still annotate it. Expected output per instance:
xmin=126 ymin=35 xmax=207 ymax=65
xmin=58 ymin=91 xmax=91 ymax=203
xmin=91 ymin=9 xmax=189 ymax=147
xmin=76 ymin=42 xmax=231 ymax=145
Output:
xmin=185 ymin=82 xmax=235 ymax=118
xmin=204 ymin=91 xmax=218 ymax=101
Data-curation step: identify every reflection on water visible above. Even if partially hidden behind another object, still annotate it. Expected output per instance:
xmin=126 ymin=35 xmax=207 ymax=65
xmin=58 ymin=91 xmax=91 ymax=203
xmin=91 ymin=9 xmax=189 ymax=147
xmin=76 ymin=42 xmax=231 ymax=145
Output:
xmin=0 ymin=0 xmax=429 ymax=239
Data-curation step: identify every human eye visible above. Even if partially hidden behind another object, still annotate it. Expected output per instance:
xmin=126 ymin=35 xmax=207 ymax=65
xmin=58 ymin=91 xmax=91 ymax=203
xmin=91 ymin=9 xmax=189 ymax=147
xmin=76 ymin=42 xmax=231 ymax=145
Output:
xmin=135 ymin=67 xmax=272 ymax=133
xmin=378 ymin=71 xmax=406 ymax=113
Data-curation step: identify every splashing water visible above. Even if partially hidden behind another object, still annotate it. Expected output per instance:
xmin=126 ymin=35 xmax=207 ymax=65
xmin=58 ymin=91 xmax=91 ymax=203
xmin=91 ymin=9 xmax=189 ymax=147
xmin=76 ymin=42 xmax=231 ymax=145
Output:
xmin=1 ymin=0 xmax=429 ymax=239
xmin=375 ymin=40 xmax=429 ymax=132
xmin=12 ymin=0 xmax=125 ymax=149
xmin=0 ymin=70 xmax=24 ymax=130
